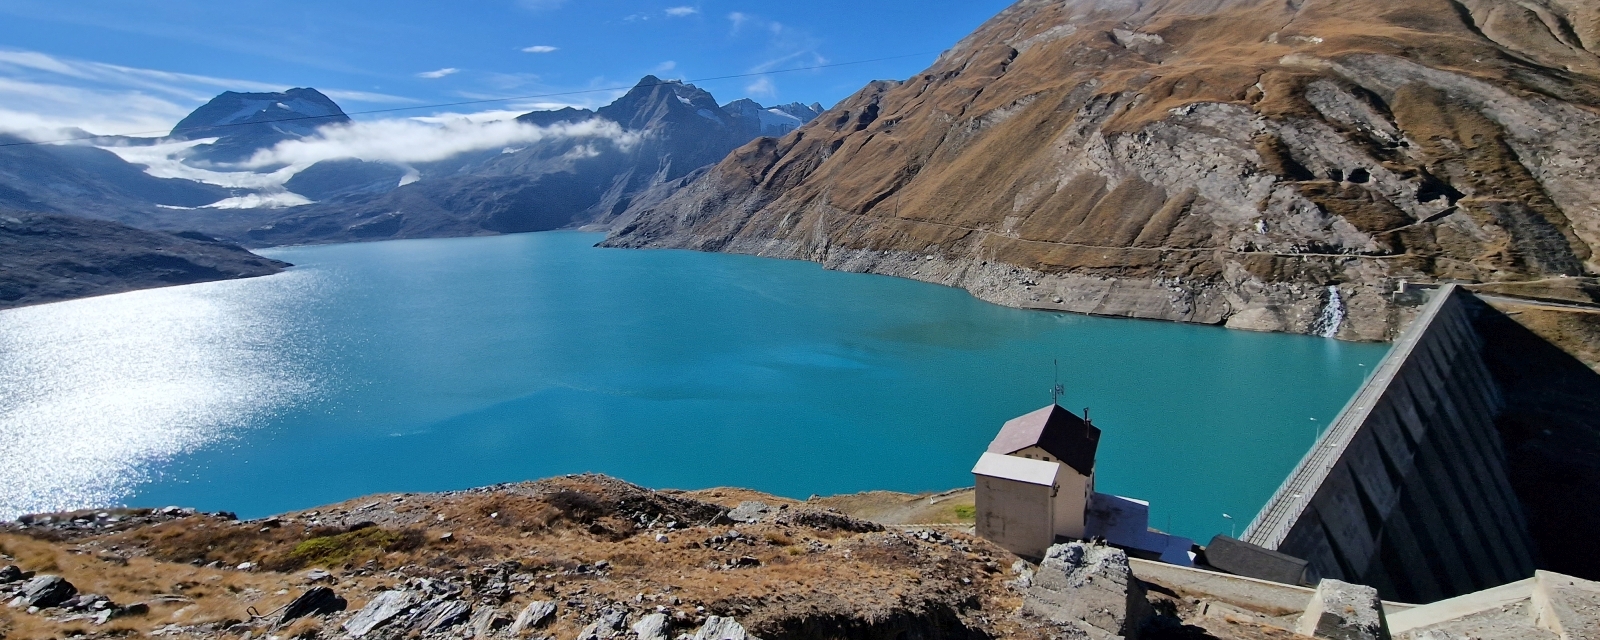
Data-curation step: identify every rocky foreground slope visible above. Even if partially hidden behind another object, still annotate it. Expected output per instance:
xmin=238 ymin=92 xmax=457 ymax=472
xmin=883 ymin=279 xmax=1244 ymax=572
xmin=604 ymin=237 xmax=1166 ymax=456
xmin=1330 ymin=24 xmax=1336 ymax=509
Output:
xmin=605 ymin=0 xmax=1600 ymax=341
xmin=6 ymin=475 xmax=1594 ymax=640
xmin=0 ymin=475 xmax=1325 ymax=640
xmin=0 ymin=213 xmax=289 ymax=310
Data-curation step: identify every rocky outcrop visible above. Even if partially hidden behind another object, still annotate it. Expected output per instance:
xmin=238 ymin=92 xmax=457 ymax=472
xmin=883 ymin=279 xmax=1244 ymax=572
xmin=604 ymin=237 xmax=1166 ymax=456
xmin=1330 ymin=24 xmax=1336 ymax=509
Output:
xmin=1023 ymin=543 xmax=1153 ymax=639
xmin=604 ymin=0 xmax=1600 ymax=341
xmin=0 ymin=212 xmax=290 ymax=310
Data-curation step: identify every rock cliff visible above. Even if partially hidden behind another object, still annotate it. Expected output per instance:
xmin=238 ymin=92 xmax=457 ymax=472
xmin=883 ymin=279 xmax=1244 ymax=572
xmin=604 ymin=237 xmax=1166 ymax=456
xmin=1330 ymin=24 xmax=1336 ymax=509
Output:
xmin=604 ymin=0 xmax=1600 ymax=340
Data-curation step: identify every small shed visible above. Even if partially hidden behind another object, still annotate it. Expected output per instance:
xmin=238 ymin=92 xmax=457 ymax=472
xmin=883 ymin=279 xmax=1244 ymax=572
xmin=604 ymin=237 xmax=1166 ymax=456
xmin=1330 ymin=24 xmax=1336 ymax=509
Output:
xmin=972 ymin=452 xmax=1060 ymax=559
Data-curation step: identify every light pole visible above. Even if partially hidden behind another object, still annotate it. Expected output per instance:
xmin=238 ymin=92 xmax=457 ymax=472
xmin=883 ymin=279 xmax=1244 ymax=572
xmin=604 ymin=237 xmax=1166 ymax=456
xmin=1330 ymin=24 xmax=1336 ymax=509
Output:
xmin=1222 ymin=513 xmax=1235 ymax=538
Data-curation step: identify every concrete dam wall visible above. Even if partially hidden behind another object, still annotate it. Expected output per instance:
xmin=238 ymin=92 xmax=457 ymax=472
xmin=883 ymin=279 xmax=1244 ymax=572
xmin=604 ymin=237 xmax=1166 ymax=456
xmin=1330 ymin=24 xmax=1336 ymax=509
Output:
xmin=1242 ymin=285 xmax=1540 ymax=603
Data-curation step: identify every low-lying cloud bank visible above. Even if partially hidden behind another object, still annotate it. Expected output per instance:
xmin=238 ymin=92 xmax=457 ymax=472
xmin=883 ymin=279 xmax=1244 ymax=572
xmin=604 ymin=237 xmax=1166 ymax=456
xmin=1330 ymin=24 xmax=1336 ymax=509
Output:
xmin=239 ymin=117 xmax=642 ymax=169
xmin=88 ymin=115 xmax=647 ymax=209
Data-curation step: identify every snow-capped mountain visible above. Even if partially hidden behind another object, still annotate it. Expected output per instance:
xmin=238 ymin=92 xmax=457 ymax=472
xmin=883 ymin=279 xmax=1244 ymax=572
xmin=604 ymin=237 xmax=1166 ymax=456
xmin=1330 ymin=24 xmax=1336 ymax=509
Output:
xmin=722 ymin=99 xmax=824 ymax=137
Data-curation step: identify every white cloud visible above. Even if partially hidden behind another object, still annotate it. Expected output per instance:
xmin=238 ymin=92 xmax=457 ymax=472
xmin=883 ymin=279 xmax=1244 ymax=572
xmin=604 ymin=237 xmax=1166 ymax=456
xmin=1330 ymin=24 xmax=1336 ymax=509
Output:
xmin=241 ymin=117 xmax=643 ymax=169
xmin=521 ymin=45 xmax=559 ymax=53
xmin=665 ymin=6 xmax=698 ymax=17
xmin=745 ymin=77 xmax=776 ymax=97
xmin=99 ymin=138 xmax=302 ymax=189
xmin=728 ymin=12 xmax=751 ymax=32
xmin=0 ymin=48 xmax=415 ymax=138
xmin=416 ymin=68 xmax=459 ymax=79
xmin=655 ymin=61 xmax=678 ymax=73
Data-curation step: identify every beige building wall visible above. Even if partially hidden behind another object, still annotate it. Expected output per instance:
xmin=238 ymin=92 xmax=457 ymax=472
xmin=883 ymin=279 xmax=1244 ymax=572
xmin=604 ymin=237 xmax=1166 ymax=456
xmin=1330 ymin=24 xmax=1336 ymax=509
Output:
xmin=976 ymin=475 xmax=1057 ymax=559
xmin=1054 ymin=472 xmax=1091 ymax=540
xmin=1013 ymin=446 xmax=1094 ymax=540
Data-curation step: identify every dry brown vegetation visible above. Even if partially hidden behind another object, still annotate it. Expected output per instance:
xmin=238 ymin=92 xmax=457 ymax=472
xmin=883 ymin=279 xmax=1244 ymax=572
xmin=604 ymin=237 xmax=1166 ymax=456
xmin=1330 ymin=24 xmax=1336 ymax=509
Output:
xmin=0 ymin=476 xmax=1029 ymax=640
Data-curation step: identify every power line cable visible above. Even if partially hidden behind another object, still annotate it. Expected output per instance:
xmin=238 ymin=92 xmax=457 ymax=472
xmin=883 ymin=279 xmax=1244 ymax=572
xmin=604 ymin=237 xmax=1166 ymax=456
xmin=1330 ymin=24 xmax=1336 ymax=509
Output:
xmin=0 ymin=51 xmax=940 ymax=149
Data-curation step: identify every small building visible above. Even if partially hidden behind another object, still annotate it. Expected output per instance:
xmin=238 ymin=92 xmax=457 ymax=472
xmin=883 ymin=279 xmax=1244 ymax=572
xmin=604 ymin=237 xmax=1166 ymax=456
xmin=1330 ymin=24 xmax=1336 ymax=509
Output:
xmin=973 ymin=404 xmax=1101 ymax=557
xmin=971 ymin=452 xmax=1062 ymax=559
xmin=973 ymin=403 xmax=1195 ymax=566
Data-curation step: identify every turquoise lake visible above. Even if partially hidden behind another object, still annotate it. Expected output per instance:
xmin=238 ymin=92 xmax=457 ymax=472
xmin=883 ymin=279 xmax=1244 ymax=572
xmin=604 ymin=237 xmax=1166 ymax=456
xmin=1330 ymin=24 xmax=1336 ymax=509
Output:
xmin=0 ymin=232 xmax=1389 ymax=541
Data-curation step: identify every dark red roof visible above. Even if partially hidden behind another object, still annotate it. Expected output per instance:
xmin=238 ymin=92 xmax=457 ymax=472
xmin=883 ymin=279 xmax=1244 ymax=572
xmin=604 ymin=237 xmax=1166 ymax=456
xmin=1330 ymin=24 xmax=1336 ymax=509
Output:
xmin=986 ymin=404 xmax=1101 ymax=477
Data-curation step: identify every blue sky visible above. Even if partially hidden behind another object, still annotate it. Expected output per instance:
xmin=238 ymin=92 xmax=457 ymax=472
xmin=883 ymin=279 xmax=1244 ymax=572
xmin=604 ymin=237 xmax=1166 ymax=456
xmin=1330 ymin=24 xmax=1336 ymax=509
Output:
xmin=0 ymin=0 xmax=1013 ymax=136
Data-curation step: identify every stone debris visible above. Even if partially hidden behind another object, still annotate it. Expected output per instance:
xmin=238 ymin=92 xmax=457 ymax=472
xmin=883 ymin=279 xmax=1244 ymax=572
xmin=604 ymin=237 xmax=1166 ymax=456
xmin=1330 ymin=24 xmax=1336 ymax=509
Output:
xmin=469 ymin=605 xmax=511 ymax=639
xmin=415 ymin=599 xmax=472 ymax=633
xmin=693 ymin=616 xmax=757 ymax=640
xmin=0 ymin=565 xmax=27 ymax=583
xmin=1296 ymin=579 xmax=1391 ymax=640
xmin=344 ymin=590 xmax=422 ymax=638
xmin=276 ymin=587 xmax=347 ymax=626
xmin=726 ymin=501 xmax=776 ymax=523
xmin=509 ymin=600 xmax=557 ymax=635
xmin=1023 ymin=542 xmax=1152 ymax=639
xmin=579 ymin=606 xmax=630 ymax=640
xmin=632 ymin=612 xmax=670 ymax=640
xmin=19 ymin=575 xmax=77 ymax=609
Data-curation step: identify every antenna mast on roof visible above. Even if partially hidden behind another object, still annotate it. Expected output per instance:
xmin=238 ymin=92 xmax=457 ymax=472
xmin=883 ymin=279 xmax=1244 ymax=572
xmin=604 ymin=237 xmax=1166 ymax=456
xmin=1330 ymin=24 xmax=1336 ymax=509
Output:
xmin=1050 ymin=358 xmax=1064 ymax=406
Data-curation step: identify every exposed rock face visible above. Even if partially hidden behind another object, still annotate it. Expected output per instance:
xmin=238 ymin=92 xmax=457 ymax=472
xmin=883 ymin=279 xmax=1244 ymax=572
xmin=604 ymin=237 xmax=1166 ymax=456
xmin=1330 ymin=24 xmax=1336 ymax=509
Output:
xmin=604 ymin=0 xmax=1600 ymax=340
xmin=0 ymin=212 xmax=290 ymax=310
xmin=1024 ymin=543 xmax=1152 ymax=639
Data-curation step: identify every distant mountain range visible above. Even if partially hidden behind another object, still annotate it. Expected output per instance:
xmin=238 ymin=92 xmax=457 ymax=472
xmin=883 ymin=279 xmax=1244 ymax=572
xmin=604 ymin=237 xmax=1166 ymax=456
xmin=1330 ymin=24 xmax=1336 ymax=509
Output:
xmin=0 ymin=78 xmax=822 ymax=249
xmin=236 ymin=77 xmax=823 ymax=245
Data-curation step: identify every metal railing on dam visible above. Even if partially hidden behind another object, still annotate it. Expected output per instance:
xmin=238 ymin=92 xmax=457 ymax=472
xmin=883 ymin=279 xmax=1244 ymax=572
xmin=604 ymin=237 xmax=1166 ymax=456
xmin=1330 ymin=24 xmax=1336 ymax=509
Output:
xmin=1241 ymin=285 xmax=1539 ymax=603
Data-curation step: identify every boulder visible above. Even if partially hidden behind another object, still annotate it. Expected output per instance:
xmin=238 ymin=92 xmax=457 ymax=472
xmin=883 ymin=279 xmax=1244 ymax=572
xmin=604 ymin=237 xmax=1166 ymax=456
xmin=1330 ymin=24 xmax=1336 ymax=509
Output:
xmin=277 ymin=587 xmax=347 ymax=626
xmin=343 ymin=590 xmax=421 ymax=638
xmin=1024 ymin=542 xmax=1153 ymax=640
xmin=0 ymin=566 xmax=26 ymax=583
xmin=509 ymin=600 xmax=557 ymax=635
xmin=21 ymin=575 xmax=77 ymax=608
xmin=1296 ymin=579 xmax=1391 ymax=640
xmin=469 ymin=606 xmax=511 ymax=638
xmin=632 ymin=612 xmax=670 ymax=640
xmin=578 ymin=607 xmax=628 ymax=640
xmin=418 ymin=600 xmax=472 ymax=633
xmin=694 ymin=616 xmax=757 ymax=640
xmin=726 ymin=502 xmax=775 ymax=523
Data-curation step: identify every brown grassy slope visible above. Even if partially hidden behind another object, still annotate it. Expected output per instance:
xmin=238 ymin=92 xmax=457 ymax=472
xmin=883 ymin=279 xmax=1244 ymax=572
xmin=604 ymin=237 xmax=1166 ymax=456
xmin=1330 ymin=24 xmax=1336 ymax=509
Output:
xmin=0 ymin=476 xmax=1029 ymax=640
xmin=606 ymin=0 xmax=1600 ymax=341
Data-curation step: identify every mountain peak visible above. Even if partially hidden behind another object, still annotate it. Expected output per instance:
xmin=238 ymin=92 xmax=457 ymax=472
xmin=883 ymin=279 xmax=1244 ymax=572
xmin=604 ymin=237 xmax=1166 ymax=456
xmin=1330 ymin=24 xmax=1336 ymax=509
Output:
xmin=597 ymin=76 xmax=726 ymax=130
xmin=172 ymin=88 xmax=349 ymax=140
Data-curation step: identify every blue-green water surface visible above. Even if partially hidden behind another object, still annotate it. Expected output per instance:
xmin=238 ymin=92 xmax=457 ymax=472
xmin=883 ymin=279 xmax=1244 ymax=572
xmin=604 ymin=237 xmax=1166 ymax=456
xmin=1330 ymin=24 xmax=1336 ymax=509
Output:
xmin=0 ymin=232 xmax=1388 ymax=541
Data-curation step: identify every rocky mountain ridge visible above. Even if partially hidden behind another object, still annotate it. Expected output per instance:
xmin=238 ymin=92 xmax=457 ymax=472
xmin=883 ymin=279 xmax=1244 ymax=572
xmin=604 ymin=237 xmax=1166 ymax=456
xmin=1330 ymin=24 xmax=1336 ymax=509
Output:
xmin=0 ymin=212 xmax=289 ymax=310
xmin=168 ymin=88 xmax=351 ymax=165
xmin=603 ymin=0 xmax=1600 ymax=341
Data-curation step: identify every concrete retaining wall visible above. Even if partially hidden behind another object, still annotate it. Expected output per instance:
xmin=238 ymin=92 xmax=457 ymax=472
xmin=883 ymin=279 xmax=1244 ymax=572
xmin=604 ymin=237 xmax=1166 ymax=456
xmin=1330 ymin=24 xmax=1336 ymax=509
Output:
xmin=1241 ymin=285 xmax=1539 ymax=603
